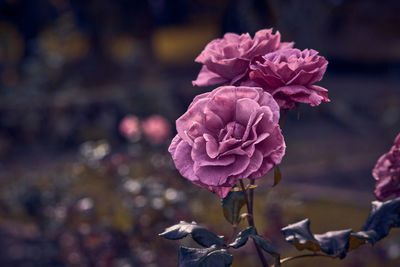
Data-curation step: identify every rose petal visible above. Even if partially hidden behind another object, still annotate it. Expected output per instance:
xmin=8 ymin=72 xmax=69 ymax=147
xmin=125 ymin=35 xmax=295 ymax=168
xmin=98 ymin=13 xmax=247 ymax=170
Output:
xmin=169 ymin=135 xmax=198 ymax=182
xmin=241 ymin=150 xmax=264 ymax=178
xmin=195 ymin=155 xmax=251 ymax=186
xmin=235 ymin=98 xmax=260 ymax=126
xmin=192 ymin=65 xmax=229 ymax=87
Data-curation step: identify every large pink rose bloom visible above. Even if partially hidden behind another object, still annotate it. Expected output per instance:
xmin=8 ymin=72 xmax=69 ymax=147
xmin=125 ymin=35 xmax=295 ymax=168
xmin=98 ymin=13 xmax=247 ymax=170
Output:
xmin=249 ymin=48 xmax=329 ymax=109
xmin=168 ymin=86 xmax=286 ymax=198
xmin=193 ymin=29 xmax=293 ymax=87
xmin=373 ymin=133 xmax=400 ymax=200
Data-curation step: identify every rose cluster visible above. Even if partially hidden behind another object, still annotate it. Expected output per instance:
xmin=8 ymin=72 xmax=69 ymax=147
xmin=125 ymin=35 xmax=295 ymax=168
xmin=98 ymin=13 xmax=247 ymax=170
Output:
xmin=373 ymin=133 xmax=400 ymax=200
xmin=169 ymin=28 xmax=329 ymax=198
xmin=192 ymin=29 xmax=329 ymax=109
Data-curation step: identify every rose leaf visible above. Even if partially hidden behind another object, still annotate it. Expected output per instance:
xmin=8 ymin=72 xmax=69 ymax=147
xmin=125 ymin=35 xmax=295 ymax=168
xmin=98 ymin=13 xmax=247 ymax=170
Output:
xmin=178 ymin=245 xmax=233 ymax=267
xmin=229 ymin=227 xmax=279 ymax=257
xmin=281 ymin=218 xmax=321 ymax=252
xmin=250 ymin=235 xmax=280 ymax=257
xmin=314 ymin=229 xmax=352 ymax=259
xmin=348 ymin=231 xmax=371 ymax=250
xmin=159 ymin=221 xmax=226 ymax=248
xmin=281 ymin=198 xmax=400 ymax=258
xmin=360 ymin=197 xmax=400 ymax=244
xmin=229 ymin=226 xmax=257 ymax=248
xmin=222 ymin=189 xmax=246 ymax=225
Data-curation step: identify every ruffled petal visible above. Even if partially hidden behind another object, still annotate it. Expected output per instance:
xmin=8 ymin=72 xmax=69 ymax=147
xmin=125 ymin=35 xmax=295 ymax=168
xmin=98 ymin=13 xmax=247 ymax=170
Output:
xmin=169 ymin=135 xmax=198 ymax=182
xmin=192 ymin=65 xmax=228 ymax=87
xmin=195 ymin=155 xmax=251 ymax=186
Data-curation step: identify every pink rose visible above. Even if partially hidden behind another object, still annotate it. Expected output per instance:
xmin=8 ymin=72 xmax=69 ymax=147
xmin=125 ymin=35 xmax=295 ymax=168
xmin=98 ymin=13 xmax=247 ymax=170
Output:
xmin=168 ymin=86 xmax=286 ymax=198
xmin=119 ymin=115 xmax=141 ymax=141
xmin=142 ymin=115 xmax=172 ymax=144
xmin=249 ymin=48 xmax=329 ymax=109
xmin=193 ymin=29 xmax=293 ymax=87
xmin=373 ymin=133 xmax=400 ymax=200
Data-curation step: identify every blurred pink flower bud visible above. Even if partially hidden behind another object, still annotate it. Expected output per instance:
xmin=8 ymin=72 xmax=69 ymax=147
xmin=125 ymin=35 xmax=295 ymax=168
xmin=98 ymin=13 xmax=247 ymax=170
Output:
xmin=119 ymin=115 xmax=141 ymax=141
xmin=142 ymin=115 xmax=172 ymax=144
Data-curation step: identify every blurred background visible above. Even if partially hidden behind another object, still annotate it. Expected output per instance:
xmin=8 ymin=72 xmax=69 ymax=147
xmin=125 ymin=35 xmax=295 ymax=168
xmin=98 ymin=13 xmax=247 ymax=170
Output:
xmin=0 ymin=0 xmax=400 ymax=266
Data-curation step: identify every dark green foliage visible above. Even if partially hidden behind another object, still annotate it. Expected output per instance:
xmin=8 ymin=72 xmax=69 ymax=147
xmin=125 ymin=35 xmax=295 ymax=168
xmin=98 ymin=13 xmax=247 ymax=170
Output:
xmin=159 ymin=221 xmax=225 ymax=248
xmin=221 ymin=189 xmax=246 ymax=225
xmin=360 ymin=197 xmax=400 ymax=244
xmin=281 ymin=197 xmax=400 ymax=259
xmin=251 ymin=235 xmax=280 ymax=257
xmin=281 ymin=218 xmax=320 ymax=252
xmin=281 ymin=219 xmax=352 ymax=258
xmin=229 ymin=226 xmax=279 ymax=257
xmin=178 ymin=245 xmax=233 ymax=267
xmin=315 ymin=229 xmax=352 ymax=259
xmin=229 ymin=227 xmax=257 ymax=248
xmin=161 ymin=222 xmax=232 ymax=266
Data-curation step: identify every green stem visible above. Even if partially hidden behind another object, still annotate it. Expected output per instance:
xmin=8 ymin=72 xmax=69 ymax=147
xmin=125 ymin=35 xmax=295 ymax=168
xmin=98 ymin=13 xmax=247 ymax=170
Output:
xmin=229 ymin=224 xmax=238 ymax=245
xmin=280 ymin=253 xmax=337 ymax=265
xmin=239 ymin=180 xmax=268 ymax=267
xmin=249 ymin=179 xmax=255 ymax=215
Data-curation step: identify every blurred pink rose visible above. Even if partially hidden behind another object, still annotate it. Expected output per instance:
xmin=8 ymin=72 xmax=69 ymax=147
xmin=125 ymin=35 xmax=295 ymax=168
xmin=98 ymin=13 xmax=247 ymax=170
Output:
xmin=168 ymin=86 xmax=286 ymax=198
xmin=119 ymin=115 xmax=141 ymax=141
xmin=249 ymin=48 xmax=329 ymax=109
xmin=193 ymin=29 xmax=293 ymax=87
xmin=142 ymin=115 xmax=172 ymax=144
xmin=373 ymin=133 xmax=400 ymax=200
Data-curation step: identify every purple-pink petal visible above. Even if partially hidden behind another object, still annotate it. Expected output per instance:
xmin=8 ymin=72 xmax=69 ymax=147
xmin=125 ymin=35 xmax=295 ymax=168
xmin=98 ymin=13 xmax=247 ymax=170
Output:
xmin=193 ymin=65 xmax=228 ymax=87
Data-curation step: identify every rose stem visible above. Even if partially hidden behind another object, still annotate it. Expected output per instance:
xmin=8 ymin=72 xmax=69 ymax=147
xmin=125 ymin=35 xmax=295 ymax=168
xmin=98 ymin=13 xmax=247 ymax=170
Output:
xmin=249 ymin=179 xmax=255 ymax=216
xmin=229 ymin=224 xmax=238 ymax=244
xmin=239 ymin=180 xmax=269 ymax=267
xmin=250 ymin=179 xmax=282 ymax=267
xmin=280 ymin=253 xmax=337 ymax=265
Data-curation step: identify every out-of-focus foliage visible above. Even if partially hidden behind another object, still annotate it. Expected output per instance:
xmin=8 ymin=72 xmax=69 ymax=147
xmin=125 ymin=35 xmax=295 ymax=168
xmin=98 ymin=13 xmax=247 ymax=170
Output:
xmin=0 ymin=140 xmax=190 ymax=266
